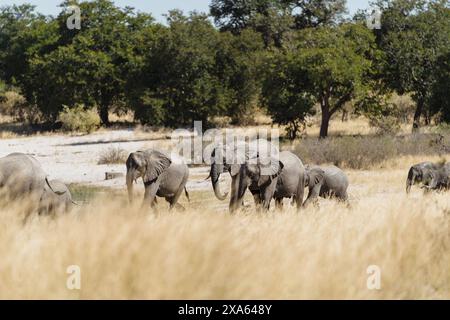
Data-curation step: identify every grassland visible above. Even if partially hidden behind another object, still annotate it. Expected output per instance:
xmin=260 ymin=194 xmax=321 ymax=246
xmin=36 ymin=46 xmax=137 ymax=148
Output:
xmin=0 ymin=117 xmax=449 ymax=299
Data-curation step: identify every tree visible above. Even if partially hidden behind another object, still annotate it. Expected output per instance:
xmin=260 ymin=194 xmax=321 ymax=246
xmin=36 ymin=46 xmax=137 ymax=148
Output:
xmin=216 ymin=29 xmax=265 ymax=124
xmin=210 ymin=0 xmax=293 ymax=47
xmin=12 ymin=0 xmax=154 ymax=124
xmin=264 ymin=23 xmax=378 ymax=138
xmin=285 ymin=0 xmax=347 ymax=29
xmin=129 ymin=11 xmax=230 ymax=128
xmin=375 ymin=0 xmax=450 ymax=131
xmin=210 ymin=0 xmax=346 ymax=47
xmin=0 ymin=4 xmax=53 ymax=85
xmin=429 ymin=52 xmax=450 ymax=122
xmin=262 ymin=50 xmax=315 ymax=139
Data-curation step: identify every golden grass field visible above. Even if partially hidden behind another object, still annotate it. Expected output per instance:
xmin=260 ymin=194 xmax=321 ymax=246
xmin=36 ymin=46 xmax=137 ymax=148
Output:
xmin=0 ymin=154 xmax=449 ymax=300
xmin=0 ymin=114 xmax=449 ymax=299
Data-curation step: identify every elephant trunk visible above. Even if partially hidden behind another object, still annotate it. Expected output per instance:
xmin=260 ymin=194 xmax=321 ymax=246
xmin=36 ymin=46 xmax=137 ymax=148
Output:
xmin=211 ymin=164 xmax=228 ymax=201
xmin=126 ymin=169 xmax=136 ymax=204
xmin=406 ymin=168 xmax=416 ymax=194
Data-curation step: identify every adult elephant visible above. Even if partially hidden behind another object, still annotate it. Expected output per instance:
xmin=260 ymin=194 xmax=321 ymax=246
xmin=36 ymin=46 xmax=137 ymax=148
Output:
xmin=0 ymin=153 xmax=65 ymax=219
xmin=245 ymin=151 xmax=305 ymax=211
xmin=302 ymin=165 xmax=349 ymax=207
xmin=126 ymin=149 xmax=189 ymax=210
xmin=210 ymin=139 xmax=303 ymax=212
xmin=406 ymin=162 xmax=442 ymax=193
xmin=38 ymin=180 xmax=75 ymax=215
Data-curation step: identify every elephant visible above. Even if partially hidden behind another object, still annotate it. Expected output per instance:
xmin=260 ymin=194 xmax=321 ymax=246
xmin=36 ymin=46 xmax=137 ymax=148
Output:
xmin=126 ymin=149 xmax=190 ymax=210
xmin=419 ymin=163 xmax=450 ymax=192
xmin=245 ymin=151 xmax=306 ymax=211
xmin=0 ymin=153 xmax=68 ymax=219
xmin=0 ymin=153 xmax=47 ymax=202
xmin=406 ymin=162 xmax=443 ymax=193
xmin=210 ymin=139 xmax=276 ymax=213
xmin=302 ymin=165 xmax=349 ymax=207
xmin=38 ymin=180 xmax=75 ymax=215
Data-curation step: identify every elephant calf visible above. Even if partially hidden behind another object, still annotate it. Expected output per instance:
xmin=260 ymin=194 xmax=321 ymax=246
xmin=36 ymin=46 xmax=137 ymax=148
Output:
xmin=126 ymin=149 xmax=189 ymax=210
xmin=406 ymin=162 xmax=448 ymax=193
xmin=39 ymin=180 xmax=75 ymax=215
xmin=303 ymin=165 xmax=349 ymax=207
xmin=417 ymin=163 xmax=450 ymax=192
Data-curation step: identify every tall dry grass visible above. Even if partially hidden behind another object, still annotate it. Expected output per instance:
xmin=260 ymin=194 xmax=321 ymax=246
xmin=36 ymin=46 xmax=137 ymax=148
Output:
xmin=0 ymin=189 xmax=449 ymax=299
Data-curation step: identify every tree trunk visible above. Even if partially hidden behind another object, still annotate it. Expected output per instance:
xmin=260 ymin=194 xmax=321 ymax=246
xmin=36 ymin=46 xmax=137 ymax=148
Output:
xmin=412 ymin=98 xmax=424 ymax=133
xmin=320 ymin=104 xmax=330 ymax=139
xmin=99 ymin=103 xmax=109 ymax=126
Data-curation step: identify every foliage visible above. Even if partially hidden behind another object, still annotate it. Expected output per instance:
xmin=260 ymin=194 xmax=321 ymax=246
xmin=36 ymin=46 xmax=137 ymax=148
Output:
xmin=264 ymin=23 xmax=379 ymax=138
xmin=58 ymin=104 xmax=100 ymax=133
xmin=262 ymin=51 xmax=316 ymax=139
xmin=130 ymin=11 xmax=229 ymax=127
xmin=375 ymin=0 xmax=450 ymax=131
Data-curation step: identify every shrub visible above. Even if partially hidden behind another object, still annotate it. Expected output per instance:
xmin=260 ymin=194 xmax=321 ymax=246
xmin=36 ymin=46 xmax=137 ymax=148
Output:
xmin=59 ymin=105 xmax=100 ymax=134
xmin=292 ymin=133 xmax=450 ymax=169
xmin=0 ymin=90 xmax=41 ymax=123
xmin=98 ymin=147 xmax=128 ymax=165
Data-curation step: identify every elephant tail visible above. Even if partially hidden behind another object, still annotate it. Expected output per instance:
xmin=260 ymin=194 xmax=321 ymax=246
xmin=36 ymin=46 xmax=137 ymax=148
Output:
xmin=184 ymin=187 xmax=190 ymax=202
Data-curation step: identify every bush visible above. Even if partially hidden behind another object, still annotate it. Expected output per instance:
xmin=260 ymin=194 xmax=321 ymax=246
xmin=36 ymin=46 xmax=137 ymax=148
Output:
xmin=98 ymin=147 xmax=127 ymax=165
xmin=292 ymin=133 xmax=450 ymax=169
xmin=0 ymin=90 xmax=41 ymax=123
xmin=59 ymin=105 xmax=100 ymax=134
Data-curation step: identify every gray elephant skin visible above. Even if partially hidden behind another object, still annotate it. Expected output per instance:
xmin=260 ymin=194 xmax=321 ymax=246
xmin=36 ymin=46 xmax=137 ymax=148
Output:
xmin=246 ymin=151 xmax=306 ymax=211
xmin=38 ymin=179 xmax=74 ymax=215
xmin=303 ymin=166 xmax=349 ymax=207
xmin=0 ymin=153 xmax=69 ymax=218
xmin=416 ymin=163 xmax=450 ymax=192
xmin=210 ymin=140 xmax=305 ymax=212
xmin=0 ymin=153 xmax=47 ymax=202
xmin=406 ymin=162 xmax=444 ymax=193
xmin=126 ymin=149 xmax=190 ymax=210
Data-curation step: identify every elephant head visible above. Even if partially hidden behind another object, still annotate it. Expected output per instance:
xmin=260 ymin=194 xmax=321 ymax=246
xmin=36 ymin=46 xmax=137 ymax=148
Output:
xmin=406 ymin=166 xmax=421 ymax=193
xmin=209 ymin=141 xmax=249 ymax=201
xmin=245 ymin=157 xmax=284 ymax=188
xmin=126 ymin=150 xmax=172 ymax=203
xmin=304 ymin=166 xmax=325 ymax=189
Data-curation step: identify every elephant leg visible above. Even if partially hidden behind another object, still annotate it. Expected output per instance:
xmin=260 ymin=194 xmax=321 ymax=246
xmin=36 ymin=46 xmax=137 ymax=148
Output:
xmin=142 ymin=181 xmax=160 ymax=210
xmin=261 ymin=180 xmax=277 ymax=212
xmin=250 ymin=189 xmax=262 ymax=211
xmin=229 ymin=173 xmax=248 ymax=213
xmin=167 ymin=185 xmax=186 ymax=210
xmin=295 ymin=177 xmax=305 ymax=212
xmin=303 ymin=184 xmax=321 ymax=208
xmin=275 ymin=198 xmax=284 ymax=211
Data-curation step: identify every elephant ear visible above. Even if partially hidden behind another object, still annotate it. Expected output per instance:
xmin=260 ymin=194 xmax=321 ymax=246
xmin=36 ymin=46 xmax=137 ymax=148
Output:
xmin=45 ymin=179 xmax=67 ymax=196
xmin=259 ymin=159 xmax=284 ymax=177
xmin=258 ymin=160 xmax=284 ymax=187
xmin=143 ymin=150 xmax=172 ymax=183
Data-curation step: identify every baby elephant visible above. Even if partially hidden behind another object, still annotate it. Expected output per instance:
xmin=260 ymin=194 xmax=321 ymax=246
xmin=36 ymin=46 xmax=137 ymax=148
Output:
xmin=406 ymin=162 xmax=442 ymax=193
xmin=303 ymin=165 xmax=349 ymax=207
xmin=39 ymin=179 xmax=74 ymax=215
xmin=420 ymin=163 xmax=450 ymax=192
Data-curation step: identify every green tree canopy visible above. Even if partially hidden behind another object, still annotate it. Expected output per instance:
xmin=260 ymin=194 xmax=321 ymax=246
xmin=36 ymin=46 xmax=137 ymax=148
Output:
xmin=264 ymin=22 xmax=379 ymax=138
xmin=375 ymin=0 xmax=450 ymax=131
